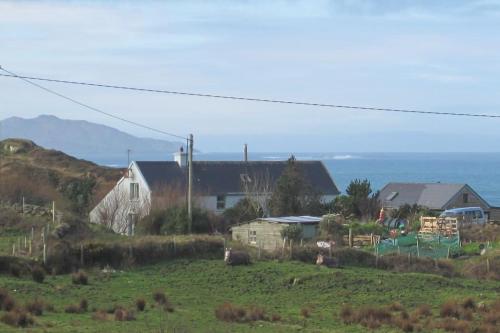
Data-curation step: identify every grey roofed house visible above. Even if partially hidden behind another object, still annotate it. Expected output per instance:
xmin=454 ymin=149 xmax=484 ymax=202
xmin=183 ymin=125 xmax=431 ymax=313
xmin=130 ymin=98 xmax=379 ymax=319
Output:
xmin=135 ymin=160 xmax=340 ymax=195
xmin=378 ymin=182 xmax=491 ymax=212
xmin=90 ymin=156 xmax=340 ymax=235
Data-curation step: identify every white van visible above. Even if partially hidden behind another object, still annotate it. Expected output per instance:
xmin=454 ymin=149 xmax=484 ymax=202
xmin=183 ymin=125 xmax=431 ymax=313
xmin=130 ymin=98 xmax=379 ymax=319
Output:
xmin=439 ymin=207 xmax=487 ymax=225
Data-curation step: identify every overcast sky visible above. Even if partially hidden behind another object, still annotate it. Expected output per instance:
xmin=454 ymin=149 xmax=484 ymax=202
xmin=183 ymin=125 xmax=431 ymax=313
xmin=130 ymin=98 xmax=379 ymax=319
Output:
xmin=1 ymin=0 xmax=500 ymax=152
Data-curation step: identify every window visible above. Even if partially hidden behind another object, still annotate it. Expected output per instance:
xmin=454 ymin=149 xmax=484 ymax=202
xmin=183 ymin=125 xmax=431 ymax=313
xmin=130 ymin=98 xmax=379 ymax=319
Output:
xmin=386 ymin=192 xmax=398 ymax=201
xmin=216 ymin=195 xmax=226 ymax=210
xmin=249 ymin=230 xmax=257 ymax=244
xmin=463 ymin=193 xmax=469 ymax=203
xmin=130 ymin=183 xmax=139 ymax=200
xmin=476 ymin=210 xmax=483 ymax=219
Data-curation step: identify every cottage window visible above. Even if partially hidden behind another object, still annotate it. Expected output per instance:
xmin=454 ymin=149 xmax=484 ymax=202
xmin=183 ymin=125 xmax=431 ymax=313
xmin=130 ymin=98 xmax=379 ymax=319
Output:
xmin=130 ymin=183 xmax=139 ymax=200
xmin=249 ymin=230 xmax=257 ymax=244
xmin=216 ymin=195 xmax=226 ymax=210
xmin=463 ymin=193 xmax=469 ymax=204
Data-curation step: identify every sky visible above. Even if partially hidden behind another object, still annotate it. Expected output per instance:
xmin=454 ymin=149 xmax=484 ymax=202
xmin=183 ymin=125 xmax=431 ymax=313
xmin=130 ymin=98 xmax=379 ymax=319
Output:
xmin=1 ymin=0 xmax=500 ymax=152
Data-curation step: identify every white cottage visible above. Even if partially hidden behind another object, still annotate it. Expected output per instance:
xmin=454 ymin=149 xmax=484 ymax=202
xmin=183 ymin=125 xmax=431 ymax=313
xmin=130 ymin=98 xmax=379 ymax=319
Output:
xmin=89 ymin=150 xmax=340 ymax=234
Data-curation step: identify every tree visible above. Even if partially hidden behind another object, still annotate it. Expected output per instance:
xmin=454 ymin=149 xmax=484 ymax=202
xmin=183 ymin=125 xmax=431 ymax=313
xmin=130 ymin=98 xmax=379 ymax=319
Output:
xmin=269 ymin=156 xmax=322 ymax=216
xmin=280 ymin=224 xmax=303 ymax=241
xmin=241 ymin=171 xmax=273 ymax=217
xmin=223 ymin=198 xmax=262 ymax=227
xmin=333 ymin=179 xmax=380 ymax=220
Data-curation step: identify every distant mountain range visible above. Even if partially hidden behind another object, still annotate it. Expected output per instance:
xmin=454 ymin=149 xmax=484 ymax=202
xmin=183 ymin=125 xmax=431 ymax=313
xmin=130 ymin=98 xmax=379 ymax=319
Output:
xmin=0 ymin=115 xmax=184 ymax=165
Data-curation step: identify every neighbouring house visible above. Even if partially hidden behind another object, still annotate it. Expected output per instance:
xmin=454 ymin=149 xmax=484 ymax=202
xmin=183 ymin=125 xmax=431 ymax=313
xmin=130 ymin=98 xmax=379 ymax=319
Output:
xmin=378 ymin=182 xmax=500 ymax=221
xmin=89 ymin=150 xmax=339 ymax=234
xmin=230 ymin=216 xmax=321 ymax=251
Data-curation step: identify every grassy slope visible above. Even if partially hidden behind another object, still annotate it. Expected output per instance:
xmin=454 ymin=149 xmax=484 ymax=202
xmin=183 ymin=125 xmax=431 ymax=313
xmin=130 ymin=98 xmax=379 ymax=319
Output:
xmin=1 ymin=260 xmax=498 ymax=333
xmin=0 ymin=138 xmax=121 ymax=209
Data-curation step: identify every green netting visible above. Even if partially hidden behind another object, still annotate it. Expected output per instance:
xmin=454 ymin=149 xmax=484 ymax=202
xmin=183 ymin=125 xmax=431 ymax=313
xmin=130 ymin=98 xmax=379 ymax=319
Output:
xmin=376 ymin=232 xmax=460 ymax=259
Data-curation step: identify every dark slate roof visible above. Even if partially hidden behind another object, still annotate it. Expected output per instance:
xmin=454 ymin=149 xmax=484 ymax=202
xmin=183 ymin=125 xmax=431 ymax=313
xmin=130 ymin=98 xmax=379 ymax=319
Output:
xmin=379 ymin=182 xmax=467 ymax=210
xmin=135 ymin=160 xmax=339 ymax=195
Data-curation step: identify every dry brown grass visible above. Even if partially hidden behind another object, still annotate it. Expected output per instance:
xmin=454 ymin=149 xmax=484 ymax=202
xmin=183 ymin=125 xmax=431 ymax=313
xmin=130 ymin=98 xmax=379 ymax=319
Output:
xmin=214 ymin=302 xmax=271 ymax=323
xmin=0 ymin=288 xmax=16 ymax=311
xmin=136 ymin=298 xmax=146 ymax=311
xmin=0 ymin=309 xmax=34 ymax=327
xmin=72 ymin=270 xmax=89 ymax=285
xmin=114 ymin=308 xmax=135 ymax=321
xmin=24 ymin=298 xmax=45 ymax=316
xmin=153 ymin=291 xmax=174 ymax=312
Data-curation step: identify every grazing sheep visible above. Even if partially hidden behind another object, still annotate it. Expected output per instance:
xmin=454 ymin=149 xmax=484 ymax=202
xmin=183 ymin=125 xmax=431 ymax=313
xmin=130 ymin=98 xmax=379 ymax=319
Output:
xmin=224 ymin=248 xmax=250 ymax=266
xmin=316 ymin=253 xmax=338 ymax=268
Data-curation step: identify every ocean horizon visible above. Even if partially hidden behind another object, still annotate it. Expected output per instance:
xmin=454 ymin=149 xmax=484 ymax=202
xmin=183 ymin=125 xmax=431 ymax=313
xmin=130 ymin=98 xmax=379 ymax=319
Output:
xmin=89 ymin=152 xmax=500 ymax=207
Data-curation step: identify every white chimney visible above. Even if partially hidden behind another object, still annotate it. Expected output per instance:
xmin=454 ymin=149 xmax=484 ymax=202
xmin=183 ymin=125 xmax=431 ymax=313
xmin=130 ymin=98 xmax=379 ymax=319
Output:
xmin=174 ymin=146 xmax=187 ymax=167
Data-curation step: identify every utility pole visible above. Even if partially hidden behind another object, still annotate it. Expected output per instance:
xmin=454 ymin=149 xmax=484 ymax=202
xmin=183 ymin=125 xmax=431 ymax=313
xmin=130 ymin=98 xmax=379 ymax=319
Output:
xmin=244 ymin=143 xmax=248 ymax=162
xmin=187 ymin=134 xmax=194 ymax=233
xmin=127 ymin=149 xmax=131 ymax=177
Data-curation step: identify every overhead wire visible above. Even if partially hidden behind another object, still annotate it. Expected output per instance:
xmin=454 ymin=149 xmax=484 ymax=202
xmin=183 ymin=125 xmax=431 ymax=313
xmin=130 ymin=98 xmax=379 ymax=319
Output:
xmin=1 ymin=71 xmax=500 ymax=119
xmin=0 ymin=66 xmax=188 ymax=140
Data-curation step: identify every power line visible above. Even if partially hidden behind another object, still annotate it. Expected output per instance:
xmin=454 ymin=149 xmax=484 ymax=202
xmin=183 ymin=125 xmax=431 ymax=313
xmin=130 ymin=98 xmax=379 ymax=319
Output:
xmin=1 ymin=71 xmax=499 ymax=119
xmin=0 ymin=67 xmax=188 ymax=140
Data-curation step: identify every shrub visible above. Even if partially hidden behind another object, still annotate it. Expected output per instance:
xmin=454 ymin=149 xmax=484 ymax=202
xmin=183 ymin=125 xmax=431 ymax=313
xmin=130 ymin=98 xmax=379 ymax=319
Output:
xmin=136 ymin=298 xmax=146 ymax=312
xmin=153 ymin=291 xmax=174 ymax=312
xmin=114 ymin=308 xmax=135 ymax=321
xmin=300 ymin=307 xmax=311 ymax=318
xmin=434 ymin=319 xmax=471 ymax=333
xmin=0 ymin=310 xmax=34 ymax=327
xmin=440 ymin=300 xmax=461 ymax=318
xmin=25 ymin=298 xmax=45 ymax=316
xmin=0 ymin=288 xmax=16 ymax=311
xmin=92 ymin=310 xmax=110 ymax=321
xmin=79 ymin=299 xmax=88 ymax=312
xmin=462 ymin=297 xmax=476 ymax=310
xmin=413 ymin=304 xmax=432 ymax=318
xmin=388 ymin=301 xmax=405 ymax=312
xmin=64 ymin=304 xmax=81 ymax=314
xmin=31 ymin=266 xmax=45 ymax=283
xmin=215 ymin=302 xmax=247 ymax=323
xmin=64 ymin=299 xmax=88 ymax=314
xmin=356 ymin=306 xmax=393 ymax=329
xmin=9 ymin=264 xmax=22 ymax=278
xmin=340 ymin=304 xmax=355 ymax=324
xmin=72 ymin=270 xmax=89 ymax=285
xmin=271 ymin=314 xmax=281 ymax=322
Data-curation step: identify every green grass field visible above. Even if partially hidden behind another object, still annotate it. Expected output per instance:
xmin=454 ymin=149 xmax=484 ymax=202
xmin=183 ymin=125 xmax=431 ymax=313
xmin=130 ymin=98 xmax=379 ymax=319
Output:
xmin=1 ymin=259 xmax=499 ymax=332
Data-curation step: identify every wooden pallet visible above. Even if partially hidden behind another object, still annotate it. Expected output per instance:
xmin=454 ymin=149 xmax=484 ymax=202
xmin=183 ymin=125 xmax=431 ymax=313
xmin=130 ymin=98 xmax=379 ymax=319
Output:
xmin=419 ymin=217 xmax=458 ymax=236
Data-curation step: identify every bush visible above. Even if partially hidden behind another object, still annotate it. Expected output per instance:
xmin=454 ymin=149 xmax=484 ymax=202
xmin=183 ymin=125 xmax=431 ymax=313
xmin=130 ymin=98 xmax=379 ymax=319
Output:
xmin=92 ymin=310 xmax=110 ymax=321
xmin=0 ymin=288 xmax=16 ymax=311
xmin=153 ymin=291 xmax=174 ymax=312
xmin=413 ymin=304 xmax=432 ymax=318
xmin=214 ymin=302 xmax=270 ymax=323
xmin=72 ymin=270 xmax=88 ymax=285
xmin=0 ymin=310 xmax=34 ymax=327
xmin=281 ymin=225 xmax=303 ymax=242
xmin=300 ymin=307 xmax=311 ymax=318
xmin=31 ymin=266 xmax=45 ymax=283
xmin=440 ymin=300 xmax=461 ymax=318
xmin=25 ymin=298 xmax=45 ymax=316
xmin=136 ymin=298 xmax=146 ymax=311
xmin=340 ymin=304 xmax=355 ymax=324
xmin=139 ymin=206 xmax=214 ymax=235
xmin=64 ymin=299 xmax=88 ymax=314
xmin=114 ymin=308 xmax=135 ymax=321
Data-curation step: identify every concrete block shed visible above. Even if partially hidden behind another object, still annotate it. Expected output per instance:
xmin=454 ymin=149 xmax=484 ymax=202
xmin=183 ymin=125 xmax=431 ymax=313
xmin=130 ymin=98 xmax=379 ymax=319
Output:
xmin=230 ymin=216 xmax=321 ymax=251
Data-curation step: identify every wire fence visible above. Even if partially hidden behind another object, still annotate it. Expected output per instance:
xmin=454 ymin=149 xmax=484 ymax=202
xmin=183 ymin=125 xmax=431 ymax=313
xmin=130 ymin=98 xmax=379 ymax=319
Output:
xmin=376 ymin=232 xmax=461 ymax=259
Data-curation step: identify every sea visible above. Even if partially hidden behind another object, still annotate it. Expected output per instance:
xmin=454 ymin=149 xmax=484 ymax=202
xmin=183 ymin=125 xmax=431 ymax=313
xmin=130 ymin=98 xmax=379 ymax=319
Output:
xmin=94 ymin=152 xmax=500 ymax=206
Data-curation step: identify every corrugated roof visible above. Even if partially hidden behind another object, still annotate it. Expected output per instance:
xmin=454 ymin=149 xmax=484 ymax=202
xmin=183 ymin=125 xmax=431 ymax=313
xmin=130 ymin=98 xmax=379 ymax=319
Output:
xmin=259 ymin=216 xmax=321 ymax=224
xmin=135 ymin=160 xmax=339 ymax=195
xmin=379 ymin=182 xmax=466 ymax=210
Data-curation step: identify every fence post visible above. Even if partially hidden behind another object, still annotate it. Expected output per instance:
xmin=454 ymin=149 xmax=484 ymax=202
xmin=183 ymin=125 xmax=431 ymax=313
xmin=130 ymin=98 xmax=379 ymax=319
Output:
xmin=416 ymin=236 xmax=420 ymax=257
xmin=24 ymin=236 xmax=27 ymax=250
xmin=447 ymin=246 xmax=450 ymax=259
xmin=173 ymin=236 xmax=176 ymax=254
xmin=348 ymin=228 xmax=353 ymax=248
xmin=282 ymin=238 xmax=286 ymax=257
xmin=80 ymin=244 xmax=84 ymax=266
xmin=258 ymin=241 xmax=261 ymax=260
xmin=31 ymin=226 xmax=34 ymax=241
xmin=43 ymin=244 xmax=46 ymax=264
xmin=29 ymin=240 xmax=32 ymax=256
xmin=12 ymin=244 xmax=15 ymax=256
xmin=486 ymin=258 xmax=490 ymax=273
